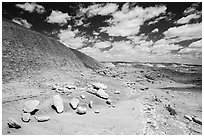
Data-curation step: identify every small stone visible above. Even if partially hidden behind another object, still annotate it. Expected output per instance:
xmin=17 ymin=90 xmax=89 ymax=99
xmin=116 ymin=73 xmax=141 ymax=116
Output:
xmin=77 ymin=106 xmax=86 ymax=114
xmin=23 ymin=100 xmax=40 ymax=113
xmin=95 ymin=110 xmax=100 ymax=114
xmin=80 ymin=94 xmax=86 ymax=99
xmin=192 ymin=117 xmax=202 ymax=125
xmin=35 ymin=116 xmax=50 ymax=122
xmin=117 ymin=97 xmax=120 ymax=100
xmin=106 ymin=99 xmax=112 ymax=105
xmin=7 ymin=118 xmax=21 ymax=129
xmin=114 ymin=90 xmax=120 ymax=94
xmin=70 ymin=98 xmax=79 ymax=109
xmin=53 ymin=95 xmax=64 ymax=113
xmin=65 ymin=83 xmax=76 ymax=89
xmin=91 ymin=82 xmax=108 ymax=90
xmin=96 ymin=89 xmax=109 ymax=99
xmin=21 ymin=113 xmax=31 ymax=122
xmin=88 ymin=101 xmax=93 ymax=108
xmin=112 ymin=105 xmax=116 ymax=108
xmin=184 ymin=115 xmax=192 ymax=121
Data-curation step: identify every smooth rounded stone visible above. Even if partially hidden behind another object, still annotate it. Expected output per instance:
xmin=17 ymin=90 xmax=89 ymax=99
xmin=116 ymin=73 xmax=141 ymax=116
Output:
xmin=88 ymin=101 xmax=93 ymax=108
xmin=77 ymin=106 xmax=87 ymax=114
xmin=35 ymin=116 xmax=50 ymax=122
xmin=106 ymin=99 xmax=112 ymax=105
xmin=95 ymin=110 xmax=100 ymax=114
xmin=80 ymin=94 xmax=86 ymax=99
xmin=70 ymin=98 xmax=79 ymax=109
xmin=114 ymin=90 xmax=120 ymax=94
xmin=23 ymin=100 xmax=40 ymax=113
xmin=192 ymin=117 xmax=202 ymax=125
xmin=53 ymin=95 xmax=64 ymax=113
xmin=184 ymin=115 xmax=192 ymax=121
xmin=21 ymin=113 xmax=31 ymax=122
xmin=7 ymin=118 xmax=21 ymax=129
xmin=91 ymin=82 xmax=108 ymax=90
xmin=96 ymin=89 xmax=109 ymax=99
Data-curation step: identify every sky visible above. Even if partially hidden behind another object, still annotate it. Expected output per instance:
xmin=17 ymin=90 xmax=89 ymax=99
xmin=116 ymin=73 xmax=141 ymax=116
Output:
xmin=2 ymin=2 xmax=202 ymax=64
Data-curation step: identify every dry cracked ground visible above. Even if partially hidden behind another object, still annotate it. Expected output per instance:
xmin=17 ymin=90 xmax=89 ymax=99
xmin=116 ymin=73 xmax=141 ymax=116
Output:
xmin=2 ymin=63 xmax=202 ymax=135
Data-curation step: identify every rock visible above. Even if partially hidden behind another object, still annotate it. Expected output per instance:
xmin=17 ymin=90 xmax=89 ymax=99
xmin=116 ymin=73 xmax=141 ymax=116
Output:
xmin=96 ymin=89 xmax=109 ymax=99
xmin=70 ymin=98 xmax=79 ymax=109
xmin=117 ymin=97 xmax=120 ymax=100
xmin=65 ymin=83 xmax=76 ymax=89
xmin=86 ymin=87 xmax=97 ymax=94
xmin=77 ymin=106 xmax=86 ymax=114
xmin=21 ymin=113 xmax=31 ymax=122
xmin=184 ymin=115 xmax=192 ymax=121
xmin=88 ymin=101 xmax=93 ymax=108
xmin=95 ymin=110 xmax=100 ymax=114
xmin=8 ymin=118 xmax=21 ymax=129
xmin=91 ymin=82 xmax=108 ymax=90
xmin=80 ymin=94 xmax=86 ymax=99
xmin=106 ymin=99 xmax=112 ymax=105
xmin=114 ymin=90 xmax=120 ymax=94
xmin=192 ymin=117 xmax=202 ymax=125
xmin=53 ymin=95 xmax=64 ymax=113
xmin=52 ymin=84 xmax=60 ymax=90
xmin=23 ymin=100 xmax=40 ymax=113
xmin=139 ymin=85 xmax=149 ymax=90
xmin=112 ymin=105 xmax=116 ymax=108
xmin=35 ymin=116 xmax=50 ymax=122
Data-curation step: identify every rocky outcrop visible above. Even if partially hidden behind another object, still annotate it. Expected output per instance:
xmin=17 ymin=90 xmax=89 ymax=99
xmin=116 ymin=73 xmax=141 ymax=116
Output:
xmin=96 ymin=89 xmax=109 ymax=99
xmin=23 ymin=100 xmax=40 ymax=113
xmin=7 ymin=118 xmax=21 ymax=129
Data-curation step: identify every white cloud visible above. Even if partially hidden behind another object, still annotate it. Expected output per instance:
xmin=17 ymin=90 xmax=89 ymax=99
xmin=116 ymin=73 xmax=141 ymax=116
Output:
xmin=152 ymin=28 xmax=159 ymax=33
xmin=101 ymin=5 xmax=167 ymax=37
xmin=148 ymin=16 xmax=166 ymax=25
xmin=94 ymin=41 xmax=111 ymax=49
xmin=179 ymin=40 xmax=202 ymax=54
xmin=80 ymin=3 xmax=118 ymax=17
xmin=16 ymin=2 xmax=45 ymax=14
xmin=184 ymin=3 xmax=200 ymax=15
xmin=164 ymin=23 xmax=202 ymax=42
xmin=176 ymin=13 xmax=201 ymax=24
xmin=46 ymin=10 xmax=71 ymax=25
xmin=12 ymin=18 xmax=32 ymax=28
xmin=58 ymin=27 xmax=86 ymax=49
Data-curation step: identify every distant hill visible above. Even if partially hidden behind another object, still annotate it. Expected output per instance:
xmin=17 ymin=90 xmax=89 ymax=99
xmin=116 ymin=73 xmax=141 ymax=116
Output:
xmin=2 ymin=19 xmax=102 ymax=82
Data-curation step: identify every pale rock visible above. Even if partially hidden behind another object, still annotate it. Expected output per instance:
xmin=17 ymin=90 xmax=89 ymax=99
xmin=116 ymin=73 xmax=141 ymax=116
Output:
xmin=89 ymin=101 xmax=93 ymax=108
xmin=106 ymin=99 xmax=112 ymax=105
xmin=184 ymin=115 xmax=192 ymax=121
xmin=23 ymin=100 xmax=40 ymax=113
xmin=95 ymin=110 xmax=100 ymax=114
xmin=81 ymin=94 xmax=86 ymax=99
xmin=70 ymin=98 xmax=79 ymax=109
xmin=192 ymin=117 xmax=202 ymax=125
xmin=77 ymin=106 xmax=86 ymax=114
xmin=35 ymin=116 xmax=50 ymax=122
xmin=21 ymin=113 xmax=31 ymax=122
xmin=8 ymin=118 xmax=21 ymax=129
xmin=92 ymin=82 xmax=108 ymax=90
xmin=114 ymin=90 xmax=120 ymax=94
xmin=65 ymin=83 xmax=76 ymax=89
xmin=96 ymin=89 xmax=109 ymax=99
xmin=53 ymin=95 xmax=64 ymax=113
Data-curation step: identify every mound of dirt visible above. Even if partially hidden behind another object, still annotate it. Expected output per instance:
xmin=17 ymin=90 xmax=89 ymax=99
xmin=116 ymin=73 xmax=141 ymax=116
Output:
xmin=2 ymin=19 xmax=102 ymax=82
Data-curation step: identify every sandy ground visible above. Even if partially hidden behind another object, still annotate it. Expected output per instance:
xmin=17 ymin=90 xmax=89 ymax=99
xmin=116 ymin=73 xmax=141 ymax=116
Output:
xmin=2 ymin=65 xmax=202 ymax=135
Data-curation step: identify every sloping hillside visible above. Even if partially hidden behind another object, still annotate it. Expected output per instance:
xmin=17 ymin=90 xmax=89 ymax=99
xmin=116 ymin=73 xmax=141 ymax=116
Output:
xmin=2 ymin=19 xmax=102 ymax=82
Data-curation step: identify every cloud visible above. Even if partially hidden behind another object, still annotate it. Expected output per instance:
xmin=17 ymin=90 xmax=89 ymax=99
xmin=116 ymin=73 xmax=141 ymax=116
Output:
xmin=15 ymin=2 xmax=45 ymax=14
xmin=46 ymin=10 xmax=71 ymax=25
xmin=80 ymin=3 xmax=118 ymax=17
xmin=94 ymin=41 xmax=111 ymax=49
xmin=163 ymin=23 xmax=202 ymax=42
xmin=151 ymin=39 xmax=181 ymax=55
xmin=152 ymin=28 xmax=159 ymax=33
xmin=176 ymin=13 xmax=201 ymax=24
xmin=148 ymin=16 xmax=166 ymax=25
xmin=184 ymin=2 xmax=200 ymax=15
xmin=100 ymin=5 xmax=167 ymax=37
xmin=12 ymin=18 xmax=32 ymax=28
xmin=178 ymin=40 xmax=202 ymax=55
xmin=58 ymin=26 xmax=86 ymax=49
